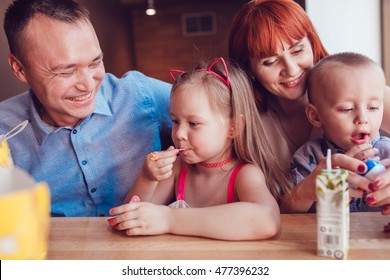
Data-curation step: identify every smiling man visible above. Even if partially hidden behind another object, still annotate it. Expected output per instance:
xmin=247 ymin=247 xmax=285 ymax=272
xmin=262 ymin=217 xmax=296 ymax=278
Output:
xmin=0 ymin=0 xmax=172 ymax=217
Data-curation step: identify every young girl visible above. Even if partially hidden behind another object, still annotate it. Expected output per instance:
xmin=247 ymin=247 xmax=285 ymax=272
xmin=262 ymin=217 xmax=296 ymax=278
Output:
xmin=108 ymin=57 xmax=291 ymax=240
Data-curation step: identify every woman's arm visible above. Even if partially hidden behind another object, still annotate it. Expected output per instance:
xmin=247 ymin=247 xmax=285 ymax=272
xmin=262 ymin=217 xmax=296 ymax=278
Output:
xmin=366 ymin=158 xmax=390 ymax=215
xmin=110 ymin=164 xmax=280 ymax=240
xmin=381 ymin=85 xmax=390 ymax=134
xmin=280 ymin=153 xmax=371 ymax=213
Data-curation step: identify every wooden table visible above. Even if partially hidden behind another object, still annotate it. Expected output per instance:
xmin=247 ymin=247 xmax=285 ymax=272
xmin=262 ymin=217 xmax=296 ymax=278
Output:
xmin=47 ymin=213 xmax=390 ymax=260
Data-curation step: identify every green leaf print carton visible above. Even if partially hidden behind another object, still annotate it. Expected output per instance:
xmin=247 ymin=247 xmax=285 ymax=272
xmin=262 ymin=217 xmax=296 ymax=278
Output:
xmin=316 ymin=150 xmax=349 ymax=260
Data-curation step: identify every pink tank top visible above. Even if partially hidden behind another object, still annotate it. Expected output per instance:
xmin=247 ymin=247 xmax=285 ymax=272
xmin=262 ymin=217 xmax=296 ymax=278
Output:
xmin=176 ymin=163 xmax=246 ymax=203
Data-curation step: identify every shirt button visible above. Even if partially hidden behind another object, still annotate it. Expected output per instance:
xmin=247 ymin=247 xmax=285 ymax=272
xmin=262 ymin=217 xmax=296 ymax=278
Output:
xmin=81 ymin=160 xmax=87 ymax=165
xmin=72 ymin=129 xmax=77 ymax=134
xmin=91 ymin=188 xmax=97 ymax=193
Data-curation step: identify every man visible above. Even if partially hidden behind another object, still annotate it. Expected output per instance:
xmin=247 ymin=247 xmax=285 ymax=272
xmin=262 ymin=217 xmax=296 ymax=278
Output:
xmin=0 ymin=0 xmax=172 ymax=216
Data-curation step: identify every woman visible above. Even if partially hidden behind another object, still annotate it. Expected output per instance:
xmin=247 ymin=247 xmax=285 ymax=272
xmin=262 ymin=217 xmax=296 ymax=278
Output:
xmin=228 ymin=0 xmax=390 ymax=214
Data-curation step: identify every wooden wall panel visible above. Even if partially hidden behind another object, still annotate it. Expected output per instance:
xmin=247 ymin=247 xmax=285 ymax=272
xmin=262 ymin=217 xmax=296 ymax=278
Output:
xmin=130 ymin=0 xmax=247 ymax=82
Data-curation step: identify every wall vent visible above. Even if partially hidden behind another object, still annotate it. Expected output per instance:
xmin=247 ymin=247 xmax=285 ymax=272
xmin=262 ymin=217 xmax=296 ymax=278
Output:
xmin=182 ymin=12 xmax=216 ymax=36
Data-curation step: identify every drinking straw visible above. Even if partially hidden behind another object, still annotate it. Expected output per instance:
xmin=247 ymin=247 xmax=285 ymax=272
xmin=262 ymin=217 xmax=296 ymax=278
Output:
xmin=326 ymin=149 xmax=331 ymax=171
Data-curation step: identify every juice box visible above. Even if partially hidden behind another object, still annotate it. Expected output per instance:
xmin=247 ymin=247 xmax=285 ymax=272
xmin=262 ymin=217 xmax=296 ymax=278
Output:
xmin=0 ymin=136 xmax=14 ymax=168
xmin=1 ymin=120 xmax=28 ymax=168
xmin=316 ymin=168 xmax=349 ymax=259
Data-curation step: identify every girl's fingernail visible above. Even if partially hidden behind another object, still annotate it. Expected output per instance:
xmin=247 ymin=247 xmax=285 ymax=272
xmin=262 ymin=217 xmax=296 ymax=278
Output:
xmin=368 ymin=183 xmax=379 ymax=192
xmin=358 ymin=164 xmax=366 ymax=173
xmin=366 ymin=196 xmax=376 ymax=204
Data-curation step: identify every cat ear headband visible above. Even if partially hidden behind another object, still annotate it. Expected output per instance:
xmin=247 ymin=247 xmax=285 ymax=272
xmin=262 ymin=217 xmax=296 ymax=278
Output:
xmin=169 ymin=57 xmax=231 ymax=90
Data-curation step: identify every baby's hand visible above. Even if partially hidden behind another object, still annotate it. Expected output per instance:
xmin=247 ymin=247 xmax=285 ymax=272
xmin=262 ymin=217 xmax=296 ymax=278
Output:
xmin=345 ymin=144 xmax=379 ymax=162
xmin=143 ymin=146 xmax=179 ymax=181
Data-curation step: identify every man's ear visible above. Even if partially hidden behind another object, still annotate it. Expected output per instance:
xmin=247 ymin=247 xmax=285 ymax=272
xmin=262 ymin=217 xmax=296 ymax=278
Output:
xmin=8 ymin=53 xmax=28 ymax=83
xmin=306 ymin=104 xmax=322 ymax=128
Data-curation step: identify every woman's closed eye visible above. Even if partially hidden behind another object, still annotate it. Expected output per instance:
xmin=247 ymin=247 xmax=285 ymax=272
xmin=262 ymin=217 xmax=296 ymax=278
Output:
xmin=291 ymin=46 xmax=304 ymax=55
xmin=262 ymin=57 xmax=278 ymax=66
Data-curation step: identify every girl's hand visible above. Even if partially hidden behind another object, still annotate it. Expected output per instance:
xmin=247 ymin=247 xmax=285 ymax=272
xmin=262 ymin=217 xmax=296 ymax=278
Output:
xmin=365 ymin=158 xmax=390 ymax=215
xmin=143 ymin=146 xmax=179 ymax=181
xmin=108 ymin=202 xmax=172 ymax=236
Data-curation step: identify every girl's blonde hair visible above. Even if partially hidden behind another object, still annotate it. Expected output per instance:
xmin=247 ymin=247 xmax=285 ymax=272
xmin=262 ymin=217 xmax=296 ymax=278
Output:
xmin=170 ymin=57 xmax=291 ymax=201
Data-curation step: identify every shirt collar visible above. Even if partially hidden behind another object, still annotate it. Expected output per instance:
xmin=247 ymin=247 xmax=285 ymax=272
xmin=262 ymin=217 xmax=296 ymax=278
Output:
xmin=29 ymin=89 xmax=112 ymax=145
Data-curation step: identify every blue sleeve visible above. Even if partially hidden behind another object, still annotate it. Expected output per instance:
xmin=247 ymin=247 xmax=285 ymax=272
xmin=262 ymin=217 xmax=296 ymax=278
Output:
xmin=375 ymin=136 xmax=390 ymax=159
xmin=146 ymin=76 xmax=172 ymax=130
xmin=290 ymin=141 xmax=323 ymax=185
xmin=144 ymin=75 xmax=173 ymax=149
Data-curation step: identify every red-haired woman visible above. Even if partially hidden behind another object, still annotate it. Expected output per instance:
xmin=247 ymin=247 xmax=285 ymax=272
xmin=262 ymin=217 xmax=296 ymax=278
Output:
xmin=229 ymin=0 xmax=390 ymax=214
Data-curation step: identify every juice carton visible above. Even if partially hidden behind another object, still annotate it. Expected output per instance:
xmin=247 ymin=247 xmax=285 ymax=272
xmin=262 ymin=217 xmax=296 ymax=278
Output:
xmin=0 ymin=120 xmax=28 ymax=168
xmin=0 ymin=167 xmax=50 ymax=259
xmin=0 ymin=135 xmax=13 ymax=168
xmin=316 ymin=149 xmax=349 ymax=259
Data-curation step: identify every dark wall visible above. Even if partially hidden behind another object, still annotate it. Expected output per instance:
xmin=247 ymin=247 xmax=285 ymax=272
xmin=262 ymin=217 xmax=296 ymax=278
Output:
xmin=84 ymin=0 xmax=247 ymax=83
xmin=1 ymin=0 xmax=301 ymax=100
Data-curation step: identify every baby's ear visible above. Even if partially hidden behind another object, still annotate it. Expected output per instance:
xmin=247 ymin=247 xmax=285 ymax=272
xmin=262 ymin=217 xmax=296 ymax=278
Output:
xmin=306 ymin=104 xmax=322 ymax=128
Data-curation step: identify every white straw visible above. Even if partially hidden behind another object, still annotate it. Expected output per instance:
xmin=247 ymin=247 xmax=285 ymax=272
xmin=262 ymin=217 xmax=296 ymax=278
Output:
xmin=326 ymin=148 xmax=331 ymax=171
xmin=5 ymin=120 xmax=28 ymax=140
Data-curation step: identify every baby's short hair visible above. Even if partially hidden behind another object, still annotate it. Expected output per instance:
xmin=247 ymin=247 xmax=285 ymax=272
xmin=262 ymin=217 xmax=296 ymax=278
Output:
xmin=307 ymin=52 xmax=380 ymax=104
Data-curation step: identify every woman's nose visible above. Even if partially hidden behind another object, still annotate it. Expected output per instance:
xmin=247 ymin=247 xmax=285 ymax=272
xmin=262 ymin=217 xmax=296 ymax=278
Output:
xmin=281 ymin=56 xmax=300 ymax=77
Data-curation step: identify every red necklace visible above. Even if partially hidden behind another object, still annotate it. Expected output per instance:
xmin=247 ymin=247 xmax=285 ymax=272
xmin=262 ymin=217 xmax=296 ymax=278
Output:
xmin=199 ymin=155 xmax=233 ymax=168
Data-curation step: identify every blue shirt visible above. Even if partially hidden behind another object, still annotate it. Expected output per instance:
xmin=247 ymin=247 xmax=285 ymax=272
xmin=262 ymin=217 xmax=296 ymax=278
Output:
xmin=0 ymin=71 xmax=172 ymax=217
